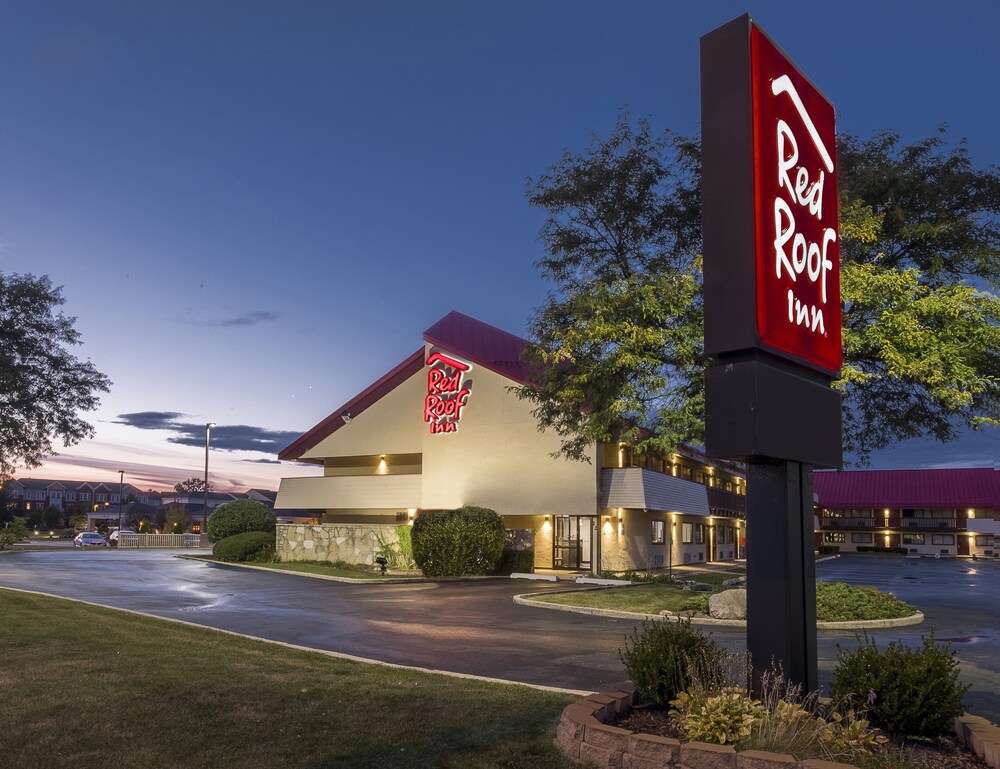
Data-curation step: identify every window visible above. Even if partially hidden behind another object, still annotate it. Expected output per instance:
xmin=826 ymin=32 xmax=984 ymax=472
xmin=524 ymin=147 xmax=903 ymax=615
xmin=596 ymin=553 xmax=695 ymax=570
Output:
xmin=681 ymin=523 xmax=693 ymax=544
xmin=901 ymin=534 xmax=925 ymax=545
xmin=716 ymin=526 xmax=725 ymax=544
xmin=932 ymin=534 xmax=954 ymax=545
xmin=651 ymin=520 xmax=665 ymax=544
xmin=80 ymin=493 xmax=91 ymax=502
xmin=695 ymin=524 xmax=705 ymax=544
xmin=96 ymin=493 xmax=107 ymax=503
xmin=851 ymin=533 xmax=872 ymax=544
xmin=976 ymin=536 xmax=993 ymax=547
xmin=824 ymin=532 xmax=845 ymax=543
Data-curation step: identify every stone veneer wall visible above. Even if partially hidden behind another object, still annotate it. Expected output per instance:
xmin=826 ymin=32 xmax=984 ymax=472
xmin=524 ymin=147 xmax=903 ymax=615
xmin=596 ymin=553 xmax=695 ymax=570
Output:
xmin=276 ymin=523 xmax=402 ymax=565
xmin=556 ymin=687 xmax=1000 ymax=769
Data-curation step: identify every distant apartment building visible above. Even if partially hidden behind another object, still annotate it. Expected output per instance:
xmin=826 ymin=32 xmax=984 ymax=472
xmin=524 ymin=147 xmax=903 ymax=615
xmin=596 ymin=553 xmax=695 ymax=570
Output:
xmin=3 ymin=478 xmax=162 ymax=514
xmin=814 ymin=468 xmax=1000 ymax=558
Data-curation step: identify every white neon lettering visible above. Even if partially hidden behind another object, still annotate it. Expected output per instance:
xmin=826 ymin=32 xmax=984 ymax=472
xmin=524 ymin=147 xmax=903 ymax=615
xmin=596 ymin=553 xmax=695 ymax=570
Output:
xmin=771 ymin=75 xmax=834 ymax=173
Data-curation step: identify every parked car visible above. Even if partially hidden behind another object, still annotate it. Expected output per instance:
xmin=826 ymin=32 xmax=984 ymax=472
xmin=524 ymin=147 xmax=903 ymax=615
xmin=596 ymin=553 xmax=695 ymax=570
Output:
xmin=73 ymin=532 xmax=108 ymax=548
xmin=108 ymin=529 xmax=138 ymax=547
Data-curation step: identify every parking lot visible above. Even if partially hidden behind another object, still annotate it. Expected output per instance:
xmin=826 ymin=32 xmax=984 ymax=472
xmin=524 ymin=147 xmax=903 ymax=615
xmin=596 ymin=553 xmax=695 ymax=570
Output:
xmin=0 ymin=550 xmax=997 ymax=721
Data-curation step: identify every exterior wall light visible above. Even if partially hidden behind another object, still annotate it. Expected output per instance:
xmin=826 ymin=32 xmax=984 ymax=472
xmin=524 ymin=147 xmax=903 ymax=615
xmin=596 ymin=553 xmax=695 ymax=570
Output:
xmin=603 ymin=516 xmax=613 ymax=534
xmin=377 ymin=455 xmax=388 ymax=474
xmin=968 ymin=509 xmax=976 ymax=518
xmin=541 ymin=515 xmax=551 ymax=534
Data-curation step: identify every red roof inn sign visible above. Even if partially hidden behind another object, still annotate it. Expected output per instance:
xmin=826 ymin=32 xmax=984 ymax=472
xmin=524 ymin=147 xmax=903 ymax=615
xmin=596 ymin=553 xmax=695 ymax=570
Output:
xmin=424 ymin=352 xmax=472 ymax=434
xmin=752 ymin=25 xmax=841 ymax=372
xmin=702 ymin=13 xmax=842 ymax=467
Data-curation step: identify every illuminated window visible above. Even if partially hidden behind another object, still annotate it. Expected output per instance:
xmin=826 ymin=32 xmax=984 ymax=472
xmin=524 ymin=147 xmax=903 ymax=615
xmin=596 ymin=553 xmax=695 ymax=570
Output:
xmin=901 ymin=534 xmax=925 ymax=545
xmin=824 ymin=532 xmax=845 ymax=543
xmin=681 ymin=523 xmax=693 ymax=544
xmin=651 ymin=520 xmax=665 ymax=544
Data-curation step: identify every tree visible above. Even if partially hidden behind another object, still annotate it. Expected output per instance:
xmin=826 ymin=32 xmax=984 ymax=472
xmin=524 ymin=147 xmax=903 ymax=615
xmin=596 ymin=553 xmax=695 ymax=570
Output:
xmin=163 ymin=503 xmax=187 ymax=534
xmin=173 ymin=477 xmax=212 ymax=494
xmin=516 ymin=116 xmax=1000 ymax=464
xmin=0 ymin=517 xmax=30 ymax=550
xmin=0 ymin=273 xmax=112 ymax=480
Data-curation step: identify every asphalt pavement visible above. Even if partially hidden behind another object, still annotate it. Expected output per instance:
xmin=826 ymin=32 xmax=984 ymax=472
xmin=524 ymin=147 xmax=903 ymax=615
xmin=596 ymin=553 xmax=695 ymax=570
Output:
xmin=0 ymin=550 xmax=997 ymax=722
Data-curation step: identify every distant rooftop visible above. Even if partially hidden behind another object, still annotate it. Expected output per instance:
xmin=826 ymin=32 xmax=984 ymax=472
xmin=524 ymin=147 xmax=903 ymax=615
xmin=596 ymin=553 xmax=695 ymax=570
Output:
xmin=814 ymin=467 xmax=1000 ymax=509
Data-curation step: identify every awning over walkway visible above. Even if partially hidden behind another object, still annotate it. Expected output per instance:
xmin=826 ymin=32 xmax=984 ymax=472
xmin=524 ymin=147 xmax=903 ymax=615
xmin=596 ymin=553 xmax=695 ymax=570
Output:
xmin=600 ymin=468 xmax=710 ymax=516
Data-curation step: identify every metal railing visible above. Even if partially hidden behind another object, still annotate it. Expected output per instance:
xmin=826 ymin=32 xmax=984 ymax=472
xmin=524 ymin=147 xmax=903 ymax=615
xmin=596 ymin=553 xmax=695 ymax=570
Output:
xmin=116 ymin=533 xmax=206 ymax=549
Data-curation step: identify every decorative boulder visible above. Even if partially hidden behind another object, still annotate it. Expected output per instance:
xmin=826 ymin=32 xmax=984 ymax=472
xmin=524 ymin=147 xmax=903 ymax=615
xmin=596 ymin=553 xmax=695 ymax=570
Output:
xmin=708 ymin=588 xmax=747 ymax=620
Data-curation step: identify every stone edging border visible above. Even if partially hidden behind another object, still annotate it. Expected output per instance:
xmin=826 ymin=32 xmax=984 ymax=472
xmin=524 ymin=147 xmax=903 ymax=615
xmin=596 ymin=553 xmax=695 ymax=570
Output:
xmin=557 ymin=687 xmax=1000 ymax=769
xmin=513 ymin=591 xmax=925 ymax=630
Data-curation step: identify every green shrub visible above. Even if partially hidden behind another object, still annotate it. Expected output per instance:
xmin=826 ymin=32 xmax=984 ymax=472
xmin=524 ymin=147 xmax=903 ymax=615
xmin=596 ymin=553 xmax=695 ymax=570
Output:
xmin=492 ymin=548 xmax=534 ymax=575
xmin=212 ymin=531 xmax=276 ymax=563
xmin=619 ymin=619 xmax=726 ymax=707
xmin=830 ymin=629 xmax=969 ymax=738
xmin=856 ymin=546 xmax=908 ymax=555
xmin=817 ymin=545 xmax=840 ymax=555
xmin=206 ymin=499 xmax=276 ymax=543
xmin=815 ymin=582 xmax=915 ymax=622
xmin=411 ymin=505 xmax=505 ymax=577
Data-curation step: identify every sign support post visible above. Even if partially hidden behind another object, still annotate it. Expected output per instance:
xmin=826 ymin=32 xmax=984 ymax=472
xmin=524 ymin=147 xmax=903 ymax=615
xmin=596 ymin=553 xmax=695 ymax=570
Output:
xmin=700 ymin=15 xmax=842 ymax=694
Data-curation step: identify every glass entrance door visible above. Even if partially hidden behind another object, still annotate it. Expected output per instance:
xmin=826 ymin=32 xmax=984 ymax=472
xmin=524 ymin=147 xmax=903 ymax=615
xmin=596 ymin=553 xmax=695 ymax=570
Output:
xmin=553 ymin=516 xmax=595 ymax=570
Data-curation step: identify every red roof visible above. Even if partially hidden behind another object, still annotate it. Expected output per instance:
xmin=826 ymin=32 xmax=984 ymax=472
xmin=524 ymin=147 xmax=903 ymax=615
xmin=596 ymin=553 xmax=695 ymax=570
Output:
xmin=423 ymin=310 xmax=531 ymax=384
xmin=814 ymin=468 xmax=1000 ymax=509
xmin=279 ymin=311 xmax=531 ymax=461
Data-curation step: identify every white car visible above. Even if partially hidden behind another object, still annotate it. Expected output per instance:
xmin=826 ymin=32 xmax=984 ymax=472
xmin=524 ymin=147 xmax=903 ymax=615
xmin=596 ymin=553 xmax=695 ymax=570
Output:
xmin=73 ymin=532 xmax=108 ymax=548
xmin=108 ymin=529 xmax=138 ymax=547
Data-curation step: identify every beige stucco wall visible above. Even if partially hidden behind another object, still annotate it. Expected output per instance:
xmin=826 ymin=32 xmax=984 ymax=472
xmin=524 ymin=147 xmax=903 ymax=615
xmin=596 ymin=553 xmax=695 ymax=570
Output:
xmin=300 ymin=366 xmax=426 ymax=460
xmin=419 ymin=344 xmax=598 ymax=516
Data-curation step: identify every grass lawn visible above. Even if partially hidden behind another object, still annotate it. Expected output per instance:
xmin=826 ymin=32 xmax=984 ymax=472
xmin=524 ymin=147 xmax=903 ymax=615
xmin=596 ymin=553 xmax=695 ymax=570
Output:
xmin=529 ymin=583 xmax=707 ymax=614
xmin=0 ymin=589 xmax=578 ymax=769
xmin=524 ymin=577 xmax=916 ymax=622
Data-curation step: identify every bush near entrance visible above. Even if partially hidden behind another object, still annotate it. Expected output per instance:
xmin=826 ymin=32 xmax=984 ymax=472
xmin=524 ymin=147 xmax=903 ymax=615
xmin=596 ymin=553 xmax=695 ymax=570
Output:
xmin=206 ymin=499 xmax=275 ymax=544
xmin=411 ymin=505 xmax=504 ymax=577
xmin=212 ymin=531 xmax=276 ymax=563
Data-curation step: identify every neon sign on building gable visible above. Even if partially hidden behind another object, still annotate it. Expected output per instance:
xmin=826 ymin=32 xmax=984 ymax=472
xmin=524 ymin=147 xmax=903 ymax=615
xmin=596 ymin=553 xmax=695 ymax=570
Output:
xmin=424 ymin=351 xmax=472 ymax=434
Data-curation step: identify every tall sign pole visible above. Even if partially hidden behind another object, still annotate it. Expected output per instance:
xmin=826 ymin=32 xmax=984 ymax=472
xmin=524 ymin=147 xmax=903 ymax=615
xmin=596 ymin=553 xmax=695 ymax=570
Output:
xmin=701 ymin=15 xmax=842 ymax=694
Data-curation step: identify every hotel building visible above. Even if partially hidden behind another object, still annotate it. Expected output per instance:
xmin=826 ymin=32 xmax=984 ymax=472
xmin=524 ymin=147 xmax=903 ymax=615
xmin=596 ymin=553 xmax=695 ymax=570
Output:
xmin=275 ymin=311 xmax=746 ymax=572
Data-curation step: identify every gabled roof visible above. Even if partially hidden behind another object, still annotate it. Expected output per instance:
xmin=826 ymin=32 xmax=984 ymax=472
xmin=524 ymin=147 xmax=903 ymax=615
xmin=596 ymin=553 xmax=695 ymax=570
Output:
xmin=279 ymin=311 xmax=533 ymax=462
xmin=814 ymin=468 xmax=1000 ymax=509
xmin=423 ymin=310 xmax=531 ymax=385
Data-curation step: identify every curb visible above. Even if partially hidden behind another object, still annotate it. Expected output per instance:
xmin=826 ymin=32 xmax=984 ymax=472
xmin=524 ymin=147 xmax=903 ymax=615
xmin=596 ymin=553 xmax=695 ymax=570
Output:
xmin=513 ymin=592 xmax=925 ymax=630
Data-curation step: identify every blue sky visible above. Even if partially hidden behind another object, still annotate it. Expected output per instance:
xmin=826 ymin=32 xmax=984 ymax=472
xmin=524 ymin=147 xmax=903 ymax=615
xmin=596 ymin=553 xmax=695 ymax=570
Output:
xmin=3 ymin=1 xmax=998 ymax=491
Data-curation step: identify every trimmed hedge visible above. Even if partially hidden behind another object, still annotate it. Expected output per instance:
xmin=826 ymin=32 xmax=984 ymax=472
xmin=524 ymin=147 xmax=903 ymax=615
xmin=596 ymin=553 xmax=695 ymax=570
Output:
xmin=206 ymin=499 xmax=276 ymax=543
xmin=411 ymin=505 xmax=505 ymax=577
xmin=212 ymin=531 xmax=276 ymax=563
xmin=493 ymin=548 xmax=534 ymax=575
xmin=856 ymin=546 xmax=909 ymax=555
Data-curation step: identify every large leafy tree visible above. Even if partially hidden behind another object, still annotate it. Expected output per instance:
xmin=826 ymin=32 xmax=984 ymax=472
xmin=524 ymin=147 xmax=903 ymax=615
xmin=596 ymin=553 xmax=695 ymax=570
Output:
xmin=173 ymin=477 xmax=213 ymax=494
xmin=516 ymin=117 xmax=1000 ymax=464
xmin=0 ymin=273 xmax=112 ymax=480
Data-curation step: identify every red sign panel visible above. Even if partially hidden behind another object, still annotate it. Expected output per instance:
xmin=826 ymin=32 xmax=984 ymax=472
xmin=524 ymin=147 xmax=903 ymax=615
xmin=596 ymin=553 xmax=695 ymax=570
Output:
xmin=751 ymin=26 xmax=842 ymax=373
xmin=424 ymin=352 xmax=472 ymax=434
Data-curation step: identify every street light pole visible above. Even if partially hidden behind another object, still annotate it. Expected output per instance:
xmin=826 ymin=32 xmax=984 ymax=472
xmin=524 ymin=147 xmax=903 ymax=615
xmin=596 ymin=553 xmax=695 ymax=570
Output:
xmin=117 ymin=470 xmax=124 ymax=533
xmin=204 ymin=422 xmax=216 ymax=536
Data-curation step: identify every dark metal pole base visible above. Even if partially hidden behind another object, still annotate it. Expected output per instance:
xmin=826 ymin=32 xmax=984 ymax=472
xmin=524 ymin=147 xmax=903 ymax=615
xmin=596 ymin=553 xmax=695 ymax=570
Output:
xmin=746 ymin=460 xmax=818 ymax=695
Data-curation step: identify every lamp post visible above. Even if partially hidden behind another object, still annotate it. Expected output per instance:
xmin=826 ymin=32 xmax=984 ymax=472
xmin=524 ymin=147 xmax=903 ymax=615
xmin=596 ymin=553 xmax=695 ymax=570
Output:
xmin=117 ymin=470 xmax=124 ymax=534
xmin=204 ymin=422 xmax=216 ymax=536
